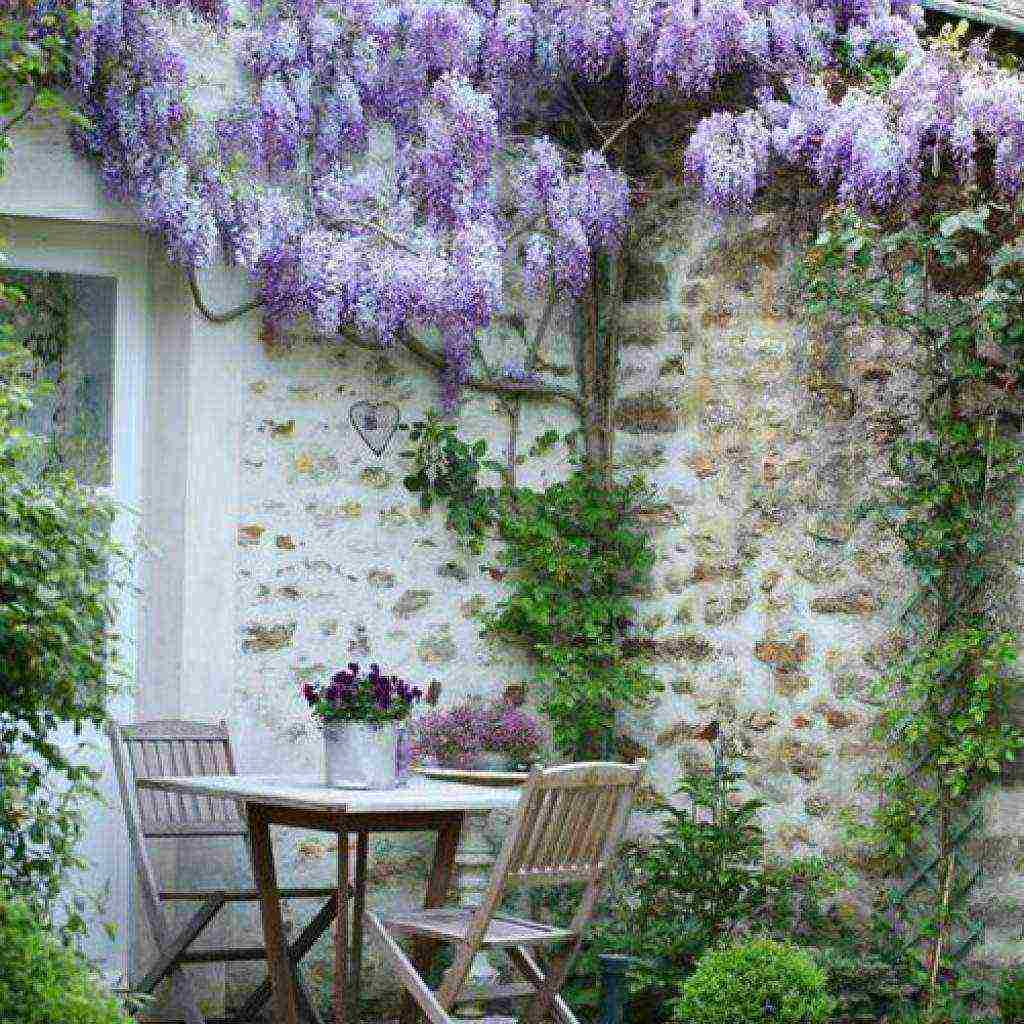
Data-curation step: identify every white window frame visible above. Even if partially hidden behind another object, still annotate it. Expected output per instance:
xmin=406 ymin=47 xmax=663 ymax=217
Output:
xmin=3 ymin=216 xmax=149 ymax=981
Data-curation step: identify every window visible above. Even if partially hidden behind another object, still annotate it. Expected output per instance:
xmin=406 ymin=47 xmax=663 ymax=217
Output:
xmin=1 ymin=269 xmax=116 ymax=485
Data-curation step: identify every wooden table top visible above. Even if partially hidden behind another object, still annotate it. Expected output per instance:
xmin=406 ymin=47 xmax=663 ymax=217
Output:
xmin=137 ymin=774 xmax=522 ymax=814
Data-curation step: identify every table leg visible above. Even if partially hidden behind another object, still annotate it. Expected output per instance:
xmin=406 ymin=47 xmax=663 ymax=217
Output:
xmin=334 ymin=831 xmax=350 ymax=1024
xmin=349 ymin=832 xmax=369 ymax=1021
xmin=399 ymin=813 xmax=464 ymax=1024
xmin=247 ymin=803 xmax=300 ymax=1024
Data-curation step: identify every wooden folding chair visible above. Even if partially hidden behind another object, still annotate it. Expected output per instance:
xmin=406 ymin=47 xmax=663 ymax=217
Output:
xmin=369 ymin=761 xmax=645 ymax=1024
xmin=108 ymin=719 xmax=339 ymax=1024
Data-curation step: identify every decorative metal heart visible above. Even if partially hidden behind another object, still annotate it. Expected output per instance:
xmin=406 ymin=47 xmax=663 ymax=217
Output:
xmin=349 ymin=400 xmax=400 ymax=458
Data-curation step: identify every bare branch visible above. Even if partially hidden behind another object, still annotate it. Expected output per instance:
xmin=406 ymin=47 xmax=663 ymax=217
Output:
xmin=564 ymin=77 xmax=609 ymax=144
xmin=599 ymin=108 xmax=649 ymax=156
xmin=323 ymin=216 xmax=422 ymax=256
xmin=187 ymin=270 xmax=262 ymax=324
xmin=346 ymin=330 xmax=583 ymax=409
xmin=504 ymin=216 xmax=547 ymax=247
xmin=528 ymin=282 xmax=559 ymax=370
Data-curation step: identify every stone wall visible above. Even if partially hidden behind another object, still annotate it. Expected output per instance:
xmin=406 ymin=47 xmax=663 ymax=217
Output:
xmin=209 ymin=186 xmax=1024 ymax=1011
xmin=220 ymin=259 xmax=582 ymax=1013
xmin=227 ymin=191 xmax=907 ymax=855
xmin=611 ymin=196 xmax=910 ymax=858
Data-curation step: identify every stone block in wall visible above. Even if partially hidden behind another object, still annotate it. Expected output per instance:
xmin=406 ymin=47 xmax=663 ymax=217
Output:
xmin=625 ymin=256 xmax=670 ymax=301
xmin=614 ymin=388 xmax=682 ymax=435
xmin=619 ymin=301 xmax=668 ymax=348
xmin=393 ymin=589 xmax=433 ymax=617
xmin=809 ymin=588 xmax=879 ymax=615
xmin=242 ymin=622 xmax=297 ymax=652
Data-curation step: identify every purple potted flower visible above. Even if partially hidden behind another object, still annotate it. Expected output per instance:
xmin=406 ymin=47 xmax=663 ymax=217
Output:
xmin=302 ymin=663 xmax=422 ymax=789
xmin=411 ymin=697 xmax=546 ymax=771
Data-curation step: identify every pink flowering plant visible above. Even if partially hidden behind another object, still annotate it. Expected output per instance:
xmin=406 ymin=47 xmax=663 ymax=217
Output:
xmin=411 ymin=697 xmax=546 ymax=769
xmin=302 ymin=662 xmax=422 ymax=726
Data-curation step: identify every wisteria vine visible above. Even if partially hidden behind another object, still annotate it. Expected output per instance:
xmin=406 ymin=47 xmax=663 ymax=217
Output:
xmin=11 ymin=0 xmax=1024 ymax=406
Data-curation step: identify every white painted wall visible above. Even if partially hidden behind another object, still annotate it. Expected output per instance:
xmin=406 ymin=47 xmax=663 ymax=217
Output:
xmin=0 ymin=122 xmax=251 ymax=998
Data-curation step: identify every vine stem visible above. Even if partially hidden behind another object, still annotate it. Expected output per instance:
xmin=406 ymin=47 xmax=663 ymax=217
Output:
xmin=186 ymin=272 xmax=582 ymax=408
xmin=348 ymin=331 xmax=584 ymax=410
xmin=187 ymin=270 xmax=262 ymax=324
xmin=602 ymin=247 xmax=627 ymax=485
xmin=507 ymin=399 xmax=519 ymax=492
xmin=927 ymin=847 xmax=956 ymax=1007
xmin=580 ymin=253 xmax=602 ymax=468
xmin=600 ymin=108 xmax=649 ymax=156
xmin=564 ymin=75 xmax=608 ymax=145
xmin=321 ymin=215 xmax=423 ymax=255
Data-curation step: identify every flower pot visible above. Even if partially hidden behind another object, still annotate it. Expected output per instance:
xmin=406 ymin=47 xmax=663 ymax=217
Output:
xmin=469 ymin=751 xmax=515 ymax=772
xmin=323 ymin=722 xmax=404 ymax=789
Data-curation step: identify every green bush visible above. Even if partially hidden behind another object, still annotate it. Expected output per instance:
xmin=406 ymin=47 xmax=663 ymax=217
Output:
xmin=1000 ymin=969 xmax=1024 ymax=1024
xmin=672 ymin=938 xmax=835 ymax=1024
xmin=560 ymin=761 xmax=796 ymax=1021
xmin=1 ymin=324 xmax=127 ymax=931
xmin=0 ymin=890 xmax=132 ymax=1024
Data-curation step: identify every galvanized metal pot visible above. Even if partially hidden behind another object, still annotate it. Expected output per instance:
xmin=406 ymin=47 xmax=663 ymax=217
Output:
xmin=323 ymin=722 xmax=403 ymax=789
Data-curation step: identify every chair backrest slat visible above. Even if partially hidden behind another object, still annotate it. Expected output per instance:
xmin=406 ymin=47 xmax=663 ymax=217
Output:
xmin=502 ymin=762 xmax=644 ymax=888
xmin=454 ymin=760 xmax=644 ymax=971
xmin=109 ymin=720 xmax=246 ymax=838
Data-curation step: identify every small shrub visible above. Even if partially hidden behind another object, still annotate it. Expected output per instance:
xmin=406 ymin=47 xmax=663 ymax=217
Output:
xmin=0 ymin=890 xmax=132 ymax=1024
xmin=584 ymin=761 xmax=792 ymax=1019
xmin=1000 ymin=969 xmax=1024 ymax=1024
xmin=672 ymin=938 xmax=835 ymax=1024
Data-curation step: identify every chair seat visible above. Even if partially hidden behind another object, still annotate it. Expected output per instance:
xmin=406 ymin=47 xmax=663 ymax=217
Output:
xmin=380 ymin=907 xmax=576 ymax=947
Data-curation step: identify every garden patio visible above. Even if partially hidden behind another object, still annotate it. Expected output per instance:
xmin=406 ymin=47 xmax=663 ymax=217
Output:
xmin=3 ymin=1 xmax=1024 ymax=1023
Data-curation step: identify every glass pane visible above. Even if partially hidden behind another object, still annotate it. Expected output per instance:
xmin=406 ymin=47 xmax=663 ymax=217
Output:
xmin=1 ymin=269 xmax=115 ymax=486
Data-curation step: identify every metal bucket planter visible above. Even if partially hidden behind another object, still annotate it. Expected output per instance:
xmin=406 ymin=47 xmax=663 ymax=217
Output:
xmin=323 ymin=722 xmax=403 ymax=789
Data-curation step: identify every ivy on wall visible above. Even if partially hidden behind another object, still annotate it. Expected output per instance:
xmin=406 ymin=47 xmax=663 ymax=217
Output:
xmin=800 ymin=185 xmax=1024 ymax=1009
xmin=402 ymin=414 xmax=660 ymax=758
xmin=487 ymin=470 xmax=660 ymax=758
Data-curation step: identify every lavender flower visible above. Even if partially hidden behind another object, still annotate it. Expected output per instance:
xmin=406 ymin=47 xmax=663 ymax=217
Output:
xmin=48 ymin=0 xmax=1024 ymax=403
xmin=684 ymin=110 xmax=773 ymax=212
xmin=411 ymin=697 xmax=547 ymax=769
xmin=502 ymin=360 xmax=539 ymax=383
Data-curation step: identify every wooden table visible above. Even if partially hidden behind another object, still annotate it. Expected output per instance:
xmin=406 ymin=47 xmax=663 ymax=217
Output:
xmin=137 ymin=774 xmax=520 ymax=1024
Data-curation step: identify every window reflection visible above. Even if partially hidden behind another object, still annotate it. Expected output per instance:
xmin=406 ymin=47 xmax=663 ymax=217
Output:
xmin=0 ymin=270 xmax=115 ymax=486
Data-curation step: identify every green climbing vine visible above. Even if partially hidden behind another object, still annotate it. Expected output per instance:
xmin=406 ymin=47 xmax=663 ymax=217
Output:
xmin=402 ymin=413 xmax=505 ymax=552
xmin=401 ymin=412 xmax=660 ymax=758
xmin=799 ymin=187 xmax=1024 ymax=1013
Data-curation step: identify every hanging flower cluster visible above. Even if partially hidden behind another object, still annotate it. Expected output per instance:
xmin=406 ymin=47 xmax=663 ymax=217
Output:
xmin=21 ymin=0 xmax=1024 ymax=398
xmin=686 ymin=42 xmax=1024 ymax=211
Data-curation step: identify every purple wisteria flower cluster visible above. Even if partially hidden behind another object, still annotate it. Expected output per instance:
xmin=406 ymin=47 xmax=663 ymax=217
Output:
xmin=684 ymin=41 xmax=1024 ymax=212
xmin=411 ymin=696 xmax=546 ymax=769
xmin=25 ymin=0 xmax=1024 ymax=401
xmin=502 ymin=360 xmax=541 ymax=384
xmin=302 ymin=662 xmax=423 ymax=725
